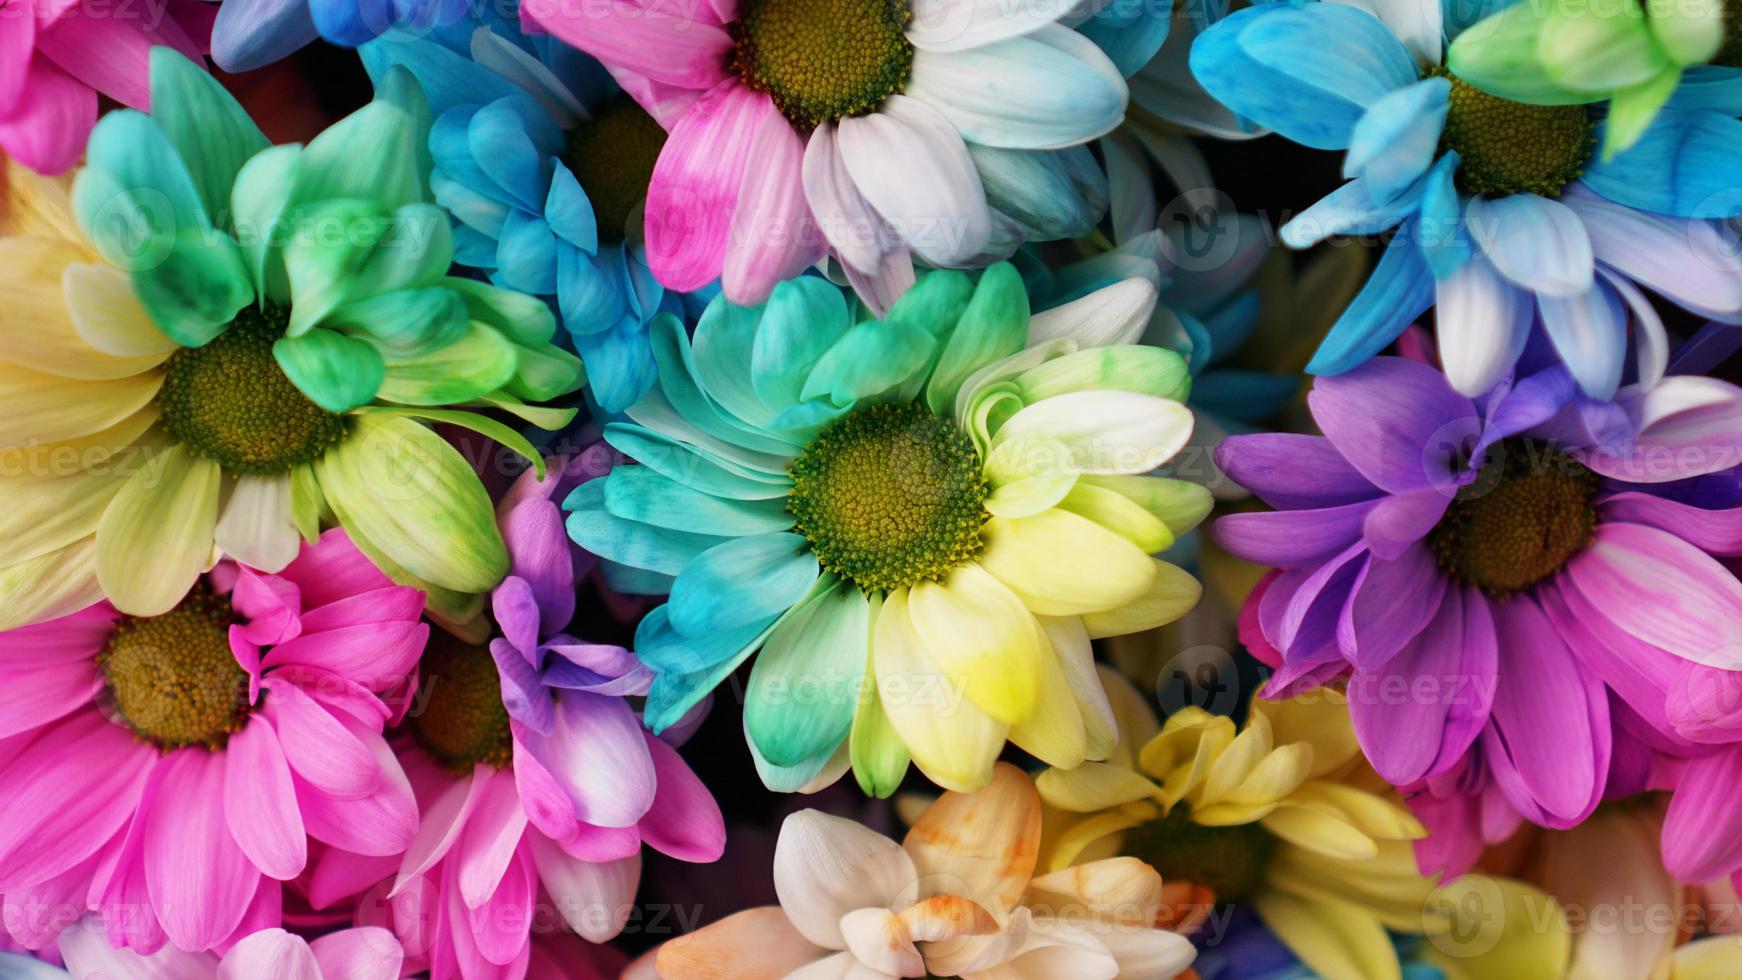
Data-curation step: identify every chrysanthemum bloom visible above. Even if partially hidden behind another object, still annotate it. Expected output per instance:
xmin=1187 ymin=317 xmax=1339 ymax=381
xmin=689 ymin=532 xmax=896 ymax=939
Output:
xmin=0 ymin=0 xmax=213 ymax=174
xmin=568 ymin=266 xmax=1207 ymax=794
xmin=0 ymin=530 xmax=425 ymax=954
xmin=522 ymin=0 xmax=1129 ymax=309
xmin=212 ymin=0 xmax=466 ymax=71
xmin=1447 ymin=0 xmax=1742 ymax=157
xmin=362 ymin=10 xmax=710 ymax=412
xmin=1190 ymin=0 xmax=1742 ymax=399
xmin=0 ymin=48 xmax=584 ymax=629
xmin=1215 ymin=352 xmax=1742 ymax=830
xmin=32 ymin=922 xmax=406 ymax=979
xmin=655 ymin=763 xmax=1197 ymax=978
xmin=1037 ymin=674 xmax=1440 ymax=980
xmin=324 ymin=455 xmax=723 ymax=977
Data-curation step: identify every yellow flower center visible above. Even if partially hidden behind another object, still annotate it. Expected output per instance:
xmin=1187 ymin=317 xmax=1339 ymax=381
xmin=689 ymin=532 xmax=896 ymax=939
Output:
xmin=787 ymin=402 xmax=989 ymax=594
xmin=1121 ymin=804 xmax=1277 ymax=903
xmin=1429 ymin=68 xmax=1594 ymax=197
xmin=159 ymin=307 xmax=349 ymax=476
xmin=1427 ymin=439 xmax=1599 ymax=597
xmin=98 ymin=586 xmax=252 ymax=750
xmin=409 ymin=632 xmax=515 ymax=775
xmin=729 ymin=0 xmax=914 ymax=129
xmin=563 ymin=95 xmax=668 ymax=243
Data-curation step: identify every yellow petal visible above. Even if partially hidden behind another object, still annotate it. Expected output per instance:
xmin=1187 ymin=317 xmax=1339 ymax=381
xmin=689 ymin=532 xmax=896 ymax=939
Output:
xmin=0 ymin=469 xmax=125 ymax=567
xmin=1422 ymin=876 xmax=1571 ymax=980
xmin=1196 ymin=714 xmax=1277 ymax=807
xmin=64 ymin=261 xmax=179 ymax=358
xmin=1250 ymin=689 xmax=1361 ymax=779
xmin=0 ymin=406 xmax=159 ymax=487
xmin=1044 ymin=808 xmax=1149 ymax=873
xmin=1283 ymin=781 xmax=1426 ymax=842
xmin=980 ymin=509 xmax=1155 ymax=616
xmin=1140 ymin=711 xmax=1236 ymax=806
xmin=1 ymin=161 xmax=87 ymax=243
xmin=1026 ymin=856 xmax=1164 ymax=927
xmin=1259 ymin=804 xmax=1379 ymax=861
xmin=904 ymin=762 xmax=1040 ymax=919
xmin=908 ymin=564 xmax=1043 ymax=724
xmin=1080 ymin=559 xmax=1202 ymax=639
xmin=851 ymin=610 xmax=912 ymax=799
xmin=1674 ymin=936 xmax=1742 ymax=980
xmin=1255 ymin=887 xmax=1402 ymax=980
xmin=1007 ymin=631 xmax=1086 ymax=770
xmin=1081 ymin=473 xmax=1213 ymax=536
xmin=1219 ymin=742 xmax=1315 ymax=807
xmin=0 ymin=237 xmax=166 ymax=380
xmin=1097 ymin=664 xmax=1161 ymax=769
xmin=95 ymin=443 xmax=220 ymax=616
xmin=1040 ymin=616 xmax=1117 ymax=761
xmin=1036 ymin=762 xmax=1159 ymax=813
xmin=1268 ymin=838 xmax=1439 ymax=931
xmin=0 ymin=361 xmax=161 ymax=446
xmin=1057 ymin=482 xmax=1173 ymax=552
xmin=0 ymin=538 xmax=103 ymax=631
xmin=873 ymin=589 xmax=1006 ymax=793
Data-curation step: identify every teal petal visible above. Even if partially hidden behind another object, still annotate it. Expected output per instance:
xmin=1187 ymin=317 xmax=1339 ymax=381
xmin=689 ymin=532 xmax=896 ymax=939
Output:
xmin=443 ymin=277 xmax=558 ymax=347
xmin=502 ymin=340 xmax=586 ymax=402
xmin=603 ymin=466 xmax=794 ymax=535
xmin=692 ymin=296 xmax=779 ymax=430
xmin=230 ymin=145 xmax=300 ymax=305
xmin=78 ymin=110 xmax=210 ymax=249
xmin=290 ymin=66 xmax=430 ymax=212
xmin=325 ymin=287 xmax=470 ymax=356
xmin=926 ymin=262 xmax=1030 ymax=415
xmin=748 ymin=732 xmax=847 ymax=793
xmin=641 ymin=314 xmax=799 ymax=458
xmin=641 ymin=609 xmax=774 ymax=730
xmin=667 ymin=533 xmax=820 ymax=637
xmin=564 ymin=477 xmax=735 ymax=575
xmin=147 ymin=47 xmax=269 ymax=224
xmin=285 ymin=202 xmax=454 ymax=334
xmin=601 ymin=425 xmax=791 ymax=500
xmin=885 ymin=268 xmax=974 ymax=336
xmin=751 ymin=277 xmax=851 ymax=413
xmin=746 ymin=584 xmax=868 ymax=767
xmin=801 ymin=319 xmax=937 ymax=405
xmin=274 ymin=327 xmax=386 ymax=412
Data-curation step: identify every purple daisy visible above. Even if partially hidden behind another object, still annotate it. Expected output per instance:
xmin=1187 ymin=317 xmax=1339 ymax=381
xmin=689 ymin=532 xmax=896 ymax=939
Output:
xmin=1215 ymin=352 xmax=1742 ymax=834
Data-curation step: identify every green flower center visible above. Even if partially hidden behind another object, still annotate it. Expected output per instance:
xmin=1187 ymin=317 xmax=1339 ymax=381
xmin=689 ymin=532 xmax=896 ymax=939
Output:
xmin=563 ymin=94 xmax=668 ymax=244
xmin=1429 ymin=68 xmax=1595 ymax=197
xmin=409 ymin=631 xmax=514 ymax=775
xmin=98 ymin=586 xmax=252 ymax=750
xmin=787 ymin=402 xmax=989 ymax=594
xmin=729 ymin=0 xmax=914 ymax=130
xmin=1120 ymin=804 xmax=1277 ymax=903
xmin=159 ymin=307 xmax=349 ymax=476
xmin=1427 ymin=439 xmax=1600 ymax=597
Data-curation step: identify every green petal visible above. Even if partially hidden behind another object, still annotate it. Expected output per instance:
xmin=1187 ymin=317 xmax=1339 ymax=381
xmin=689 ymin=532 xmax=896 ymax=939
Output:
xmin=502 ymin=341 xmax=585 ymax=403
xmin=745 ymin=584 xmax=869 ymax=767
xmin=749 ymin=734 xmax=849 ymax=794
xmin=1015 ymin=346 xmax=1192 ymax=402
xmin=886 ymin=268 xmax=974 ymax=336
xmin=230 ymin=145 xmax=300 ymax=305
xmin=284 ymin=202 xmax=453 ymax=334
xmin=1540 ymin=0 xmax=1673 ymax=92
xmin=275 ymin=328 xmax=386 ymax=412
xmin=289 ymin=68 xmax=430 ymax=212
xmin=751 ymin=277 xmax=850 ymax=412
xmin=374 ymin=322 xmax=517 ymax=406
xmin=800 ymin=320 xmax=937 ymax=406
xmin=925 ymin=262 xmax=1029 ymax=416
xmin=326 ymin=287 xmax=470 ymax=356
xmin=983 ymin=433 xmax=1078 ymax=518
xmin=129 ymin=232 xmax=254 ymax=348
xmin=314 ymin=413 xmax=508 ymax=593
xmin=1081 ymin=474 xmax=1214 ymax=536
xmin=331 ymin=514 xmax=485 ymax=623
xmin=1601 ymin=68 xmax=1682 ymax=159
xmin=355 ymin=405 xmax=543 ymax=476
xmin=442 ymin=277 xmax=557 ymax=347
xmin=147 ymin=47 xmax=269 ymax=223
xmin=289 ymin=463 xmax=327 ymax=543
xmin=1446 ymin=4 xmax=1607 ymax=103
xmin=1646 ymin=0 xmax=1724 ymax=65
xmin=850 ymin=648 xmax=911 ymax=799
xmin=474 ymin=391 xmax=578 ymax=431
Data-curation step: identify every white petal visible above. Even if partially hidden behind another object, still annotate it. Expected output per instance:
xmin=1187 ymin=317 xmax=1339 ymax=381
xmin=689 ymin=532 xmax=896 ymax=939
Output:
xmin=839 ymin=907 xmax=924 ymax=976
xmin=994 ymin=391 xmax=1195 ymax=475
xmin=61 ymin=918 xmax=220 ymax=979
xmin=1327 ymin=0 xmax=1444 ymax=65
xmin=1028 ymin=278 xmax=1156 ymax=348
xmin=773 ymin=810 xmax=919 ymax=949
xmin=530 ymin=835 xmax=641 ymax=942
xmin=907 ymin=25 xmax=1126 ymax=151
xmin=907 ymin=0 xmax=1077 ymax=52
xmin=803 ymin=123 xmax=897 ymax=276
xmin=836 ymin=95 xmax=991 ymax=267
xmin=1468 ymin=193 xmax=1594 ymax=297
xmin=214 ymin=473 xmax=301 ymax=573
xmin=1435 ymin=254 xmax=1530 ymax=396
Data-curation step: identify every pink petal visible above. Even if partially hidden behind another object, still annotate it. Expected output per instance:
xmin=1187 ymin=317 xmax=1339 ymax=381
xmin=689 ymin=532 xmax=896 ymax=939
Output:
xmin=0 ymin=605 xmax=117 ymax=664
xmin=1663 ymin=744 xmax=1742 ymax=881
xmin=305 ymin=847 xmax=399 ymax=912
xmin=0 ymin=711 xmax=151 ymax=891
xmin=59 ymin=920 xmax=218 ymax=979
xmin=298 ymin=586 xmax=426 ymax=632
xmin=1566 ymin=522 xmax=1742 ymax=666
xmin=510 ymin=741 xmax=577 ymax=842
xmin=512 ymin=694 xmax=655 ymax=829
xmin=144 ymin=751 xmax=259 ymax=951
xmin=218 ymin=929 xmax=320 ymax=980
xmin=3 ymin=852 xmax=96 ymax=948
xmin=294 ymin=724 xmax=418 ymax=858
xmin=88 ymin=759 xmax=167 ymax=954
xmin=529 ymin=835 xmax=640 ymax=943
xmin=1602 ymin=492 xmax=1742 ymax=556
xmin=522 ymin=0 xmax=731 ymax=89
xmin=262 ymin=621 xmax=429 ymax=692
xmin=0 ymin=55 xmax=95 ymax=175
xmin=225 ymin=870 xmax=283 ymax=947
xmin=1587 ymin=376 xmax=1742 ymax=482
xmin=722 ymin=106 xmax=822 ymax=305
xmin=278 ymin=530 xmax=394 ymax=607
xmin=262 ymin=678 xmax=380 ymax=798
xmin=644 ymin=82 xmax=774 ymax=292
xmin=0 ymin=661 xmax=100 ymax=738
xmin=469 ymin=846 xmax=536 ymax=966
xmin=598 ymin=62 xmax=703 ymax=129
xmin=223 ymin=717 xmax=307 ymax=881
xmin=456 ymin=772 xmax=530 ymax=909
xmin=395 ymin=770 xmax=492 ymax=897
xmin=309 ymin=927 xmax=405 ymax=980
xmin=229 ymin=567 xmax=304 ymax=646
xmin=635 ymin=732 xmax=724 ymax=863
xmin=0 ymin=13 xmax=36 ymax=113
xmin=443 ymin=861 xmax=530 ymax=976
xmin=36 ymin=5 xmax=203 ymax=111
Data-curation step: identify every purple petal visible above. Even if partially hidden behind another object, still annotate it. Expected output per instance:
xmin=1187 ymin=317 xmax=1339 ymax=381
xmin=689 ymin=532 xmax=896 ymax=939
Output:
xmin=1308 ymin=357 xmax=1478 ymax=493
xmin=1566 ymin=522 xmax=1742 ymax=666
xmin=1213 ymin=433 xmax=1380 ymax=508
xmin=1603 ymin=492 xmax=1742 ymax=556
xmin=1663 ymin=744 xmax=1742 ymax=881
xmin=1337 ymin=543 xmax=1448 ymax=671
xmin=513 ymin=693 xmax=656 ymax=829
xmin=1214 ymin=499 xmax=1380 ymax=567
xmin=499 ymin=494 xmax=576 ymax=638
xmin=1267 ymin=543 xmax=1366 ymax=660
xmin=1361 ymin=489 xmax=1449 ymax=559
xmin=492 ymin=638 xmax=556 ymax=734
xmin=491 ymin=576 xmax=544 ymax=665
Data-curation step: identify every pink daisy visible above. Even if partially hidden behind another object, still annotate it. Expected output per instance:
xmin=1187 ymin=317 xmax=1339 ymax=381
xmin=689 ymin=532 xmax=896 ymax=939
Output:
xmin=524 ymin=0 xmax=1128 ymax=310
xmin=310 ymin=456 xmax=724 ymax=979
xmin=0 ymin=0 xmax=215 ymax=173
xmin=0 ymin=529 xmax=427 ymax=955
xmin=54 ymin=922 xmax=405 ymax=979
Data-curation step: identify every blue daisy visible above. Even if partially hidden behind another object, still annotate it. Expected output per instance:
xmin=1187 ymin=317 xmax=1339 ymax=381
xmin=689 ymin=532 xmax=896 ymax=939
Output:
xmin=1190 ymin=0 xmax=1742 ymax=400
xmin=361 ymin=6 xmax=706 ymax=412
xmin=213 ymin=0 xmax=472 ymax=71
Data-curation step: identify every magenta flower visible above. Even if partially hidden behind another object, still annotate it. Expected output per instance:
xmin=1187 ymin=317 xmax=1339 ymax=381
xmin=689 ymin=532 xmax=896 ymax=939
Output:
xmin=0 ymin=530 xmax=426 ymax=955
xmin=324 ymin=455 xmax=723 ymax=977
xmin=0 ymin=0 xmax=213 ymax=173
xmin=1216 ymin=354 xmax=1742 ymax=834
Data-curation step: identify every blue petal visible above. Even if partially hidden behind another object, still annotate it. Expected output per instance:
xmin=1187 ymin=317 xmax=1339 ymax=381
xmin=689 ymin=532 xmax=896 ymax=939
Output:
xmin=1583 ymin=108 xmax=1742 ymax=218
xmin=360 ymin=30 xmax=520 ymax=116
xmin=310 ymin=0 xmax=394 ymax=47
xmin=545 ymin=165 xmax=599 ymax=253
xmin=1538 ymin=279 xmax=1628 ymax=399
xmin=467 ymin=96 xmax=559 ymax=214
xmin=1079 ymin=0 xmax=1174 ymax=77
xmin=600 ymin=424 xmax=790 ymax=501
xmin=1668 ymin=65 xmax=1742 ymax=116
xmin=452 ymin=223 xmax=499 ymax=268
xmin=967 ymin=144 xmax=1105 ymax=240
xmin=430 ymin=106 xmax=503 ymax=200
xmin=495 ymin=210 xmax=559 ymax=295
xmin=1280 ymin=175 xmax=1424 ymax=248
xmin=1417 ymin=151 xmax=1471 ymax=279
xmin=1344 ymin=78 xmax=1449 ymax=202
xmin=572 ymin=311 xmax=658 ymax=413
xmin=1307 ymin=227 xmax=1435 ymax=375
xmin=431 ymin=168 xmax=510 ymax=237
xmin=212 ymin=0 xmax=320 ymax=73
xmin=635 ymin=604 xmax=771 ymax=683
xmin=564 ymin=477 xmax=733 ymax=575
xmin=667 ymin=533 xmax=820 ymax=636
xmin=558 ymin=242 xmax=629 ymax=331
